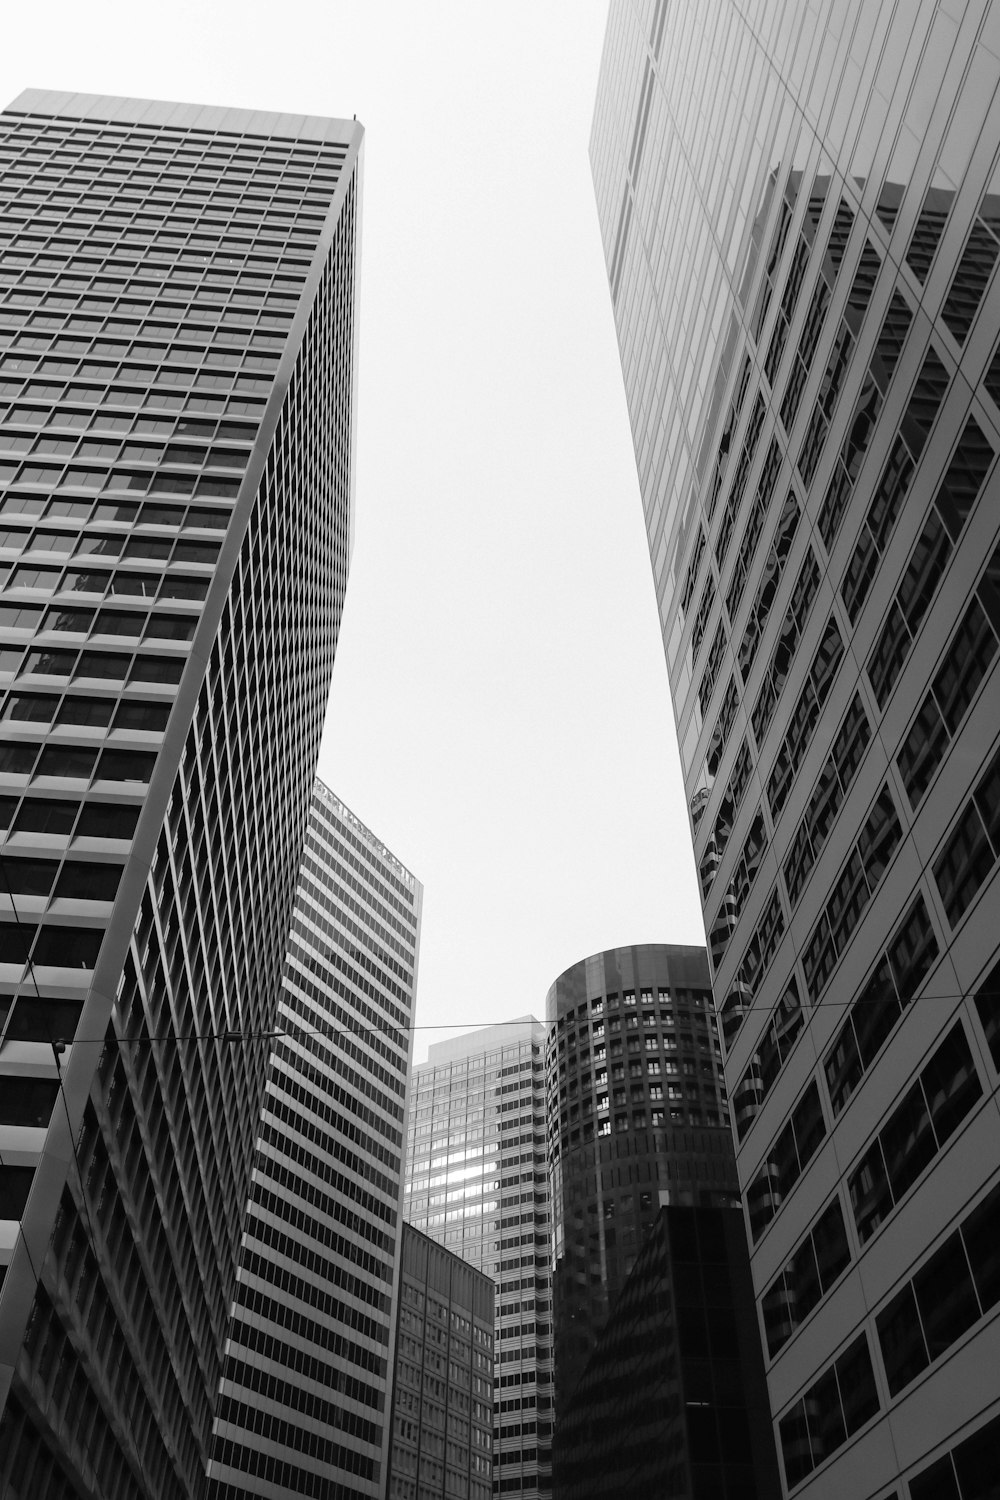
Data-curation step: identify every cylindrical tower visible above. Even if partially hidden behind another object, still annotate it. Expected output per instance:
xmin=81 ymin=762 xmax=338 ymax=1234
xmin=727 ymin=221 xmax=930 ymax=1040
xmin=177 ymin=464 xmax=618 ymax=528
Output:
xmin=545 ymin=942 xmax=739 ymax=1419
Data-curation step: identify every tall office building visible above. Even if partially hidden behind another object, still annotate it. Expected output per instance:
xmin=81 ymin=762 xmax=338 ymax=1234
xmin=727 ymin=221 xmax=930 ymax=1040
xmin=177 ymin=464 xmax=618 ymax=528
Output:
xmin=592 ymin=3 xmax=1000 ymax=1496
xmin=403 ymin=1019 xmax=552 ymax=1498
xmin=386 ymin=1222 xmax=495 ymax=1500
xmin=0 ymin=92 xmax=361 ymax=1499
xmin=553 ymin=1204 xmax=781 ymax=1500
xmin=209 ymin=782 xmax=422 ymax=1500
xmin=544 ymin=944 xmax=737 ymax=1420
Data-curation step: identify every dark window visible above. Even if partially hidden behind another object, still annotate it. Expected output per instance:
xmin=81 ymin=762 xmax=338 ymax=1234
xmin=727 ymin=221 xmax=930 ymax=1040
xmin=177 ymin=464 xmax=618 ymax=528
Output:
xmin=973 ymin=956 xmax=1000 ymax=1071
xmin=32 ymin=926 xmax=103 ymax=968
xmin=962 ymin=1181 xmax=1000 ymax=1315
xmin=34 ymin=746 xmax=97 ymax=779
xmin=941 ymin=220 xmax=1000 ymax=346
xmin=54 ymin=861 xmax=122 ymax=902
xmin=96 ymin=749 xmax=156 ymax=783
xmin=75 ymin=803 xmax=140 ymax=841
xmin=876 ymin=1283 xmax=928 ymax=1397
xmin=0 ymin=1166 xmax=35 ymax=1220
xmin=0 ymin=1075 xmax=59 ymax=1127
xmin=4 ymin=996 xmax=82 ymax=1042
xmin=12 ymin=799 xmax=77 ymax=836
xmin=0 ymin=858 xmax=56 ymax=897
xmin=913 ymin=1233 xmax=980 ymax=1362
xmin=57 ymin=697 xmax=114 ymax=728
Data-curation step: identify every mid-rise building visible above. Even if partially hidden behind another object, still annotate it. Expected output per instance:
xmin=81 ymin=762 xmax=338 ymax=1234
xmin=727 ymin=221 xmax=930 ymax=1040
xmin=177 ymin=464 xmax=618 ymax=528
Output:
xmin=387 ymin=1222 xmax=495 ymax=1500
xmin=209 ymin=782 xmax=422 ymax=1500
xmin=544 ymin=944 xmax=737 ymax=1421
xmin=403 ymin=1020 xmax=552 ymax=1498
xmin=0 ymin=91 xmax=361 ymax=1498
xmin=553 ymin=1204 xmax=781 ymax=1500
xmin=592 ymin=4 xmax=1000 ymax=1495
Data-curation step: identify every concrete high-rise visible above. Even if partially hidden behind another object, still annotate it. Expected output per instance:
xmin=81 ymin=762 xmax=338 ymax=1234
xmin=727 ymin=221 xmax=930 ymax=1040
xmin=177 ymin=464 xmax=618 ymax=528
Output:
xmin=0 ymin=91 xmax=361 ymax=1498
xmin=386 ymin=1223 xmax=495 ymax=1500
xmin=403 ymin=1020 xmax=552 ymax=1498
xmin=544 ymin=944 xmax=737 ymax=1423
xmin=209 ymin=782 xmax=422 ymax=1500
xmin=591 ymin=4 xmax=1000 ymax=1496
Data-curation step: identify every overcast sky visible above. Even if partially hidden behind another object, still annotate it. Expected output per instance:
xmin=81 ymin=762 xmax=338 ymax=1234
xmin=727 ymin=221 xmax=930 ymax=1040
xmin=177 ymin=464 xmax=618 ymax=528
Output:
xmin=2 ymin=1 xmax=707 ymax=1061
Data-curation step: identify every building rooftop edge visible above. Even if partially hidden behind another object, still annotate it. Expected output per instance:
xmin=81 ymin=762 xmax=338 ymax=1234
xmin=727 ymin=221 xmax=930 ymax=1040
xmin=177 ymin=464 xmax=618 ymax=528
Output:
xmin=422 ymin=1016 xmax=545 ymax=1065
xmin=4 ymin=89 xmax=361 ymax=144
xmin=312 ymin=778 xmax=419 ymax=891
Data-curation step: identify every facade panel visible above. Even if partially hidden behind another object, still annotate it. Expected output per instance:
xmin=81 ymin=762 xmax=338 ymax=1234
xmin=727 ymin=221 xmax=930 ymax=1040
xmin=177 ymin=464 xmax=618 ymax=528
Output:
xmin=0 ymin=91 xmax=361 ymax=1499
xmin=591 ymin=4 xmax=1000 ymax=1496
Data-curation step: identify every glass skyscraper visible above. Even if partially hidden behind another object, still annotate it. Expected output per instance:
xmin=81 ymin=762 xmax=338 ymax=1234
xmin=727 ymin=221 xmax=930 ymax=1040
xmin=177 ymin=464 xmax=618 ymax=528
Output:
xmin=591 ymin=4 xmax=1000 ymax=1497
xmin=403 ymin=1020 xmax=552 ymax=1498
xmin=209 ymin=782 xmax=422 ymax=1500
xmin=0 ymin=91 xmax=361 ymax=1499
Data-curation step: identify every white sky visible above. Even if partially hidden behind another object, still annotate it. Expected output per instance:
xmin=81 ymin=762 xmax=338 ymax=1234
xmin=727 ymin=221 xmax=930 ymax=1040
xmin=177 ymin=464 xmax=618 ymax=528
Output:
xmin=1 ymin=1 xmax=707 ymax=1061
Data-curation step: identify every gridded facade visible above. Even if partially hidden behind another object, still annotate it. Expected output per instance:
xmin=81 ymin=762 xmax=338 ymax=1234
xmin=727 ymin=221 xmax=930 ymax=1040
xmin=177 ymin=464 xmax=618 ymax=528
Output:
xmin=403 ymin=1020 xmax=552 ymax=1498
xmin=387 ymin=1222 xmax=494 ymax=1500
xmin=0 ymin=92 xmax=361 ymax=1499
xmin=553 ymin=1206 xmax=780 ymax=1500
xmin=592 ymin=4 xmax=1000 ymax=1496
xmin=209 ymin=782 xmax=422 ymax=1499
xmin=544 ymin=944 xmax=737 ymax=1419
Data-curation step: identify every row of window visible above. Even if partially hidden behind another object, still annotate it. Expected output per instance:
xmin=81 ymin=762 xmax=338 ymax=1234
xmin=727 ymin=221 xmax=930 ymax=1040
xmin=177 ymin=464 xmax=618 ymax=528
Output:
xmin=840 ymin=347 xmax=948 ymax=623
xmin=877 ymin=1179 xmax=1000 ymax=1400
xmin=801 ymin=784 xmax=901 ymax=1003
xmin=933 ymin=738 xmax=1000 ymax=929
xmin=868 ymin=417 xmax=994 ymax=710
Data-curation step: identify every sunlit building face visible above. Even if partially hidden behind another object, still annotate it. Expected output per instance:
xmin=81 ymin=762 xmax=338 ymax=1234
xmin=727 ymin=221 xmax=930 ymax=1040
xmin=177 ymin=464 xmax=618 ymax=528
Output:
xmin=591 ymin=3 xmax=1000 ymax=1495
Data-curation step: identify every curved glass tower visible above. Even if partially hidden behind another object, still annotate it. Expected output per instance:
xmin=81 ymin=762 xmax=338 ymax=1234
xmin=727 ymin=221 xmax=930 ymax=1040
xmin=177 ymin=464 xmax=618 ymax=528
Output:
xmin=545 ymin=942 xmax=737 ymax=1418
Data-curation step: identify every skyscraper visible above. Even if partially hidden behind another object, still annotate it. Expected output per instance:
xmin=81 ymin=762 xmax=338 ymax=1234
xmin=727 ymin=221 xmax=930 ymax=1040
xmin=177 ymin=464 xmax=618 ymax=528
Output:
xmin=553 ymin=1204 xmax=780 ymax=1500
xmin=592 ymin=3 xmax=1000 ymax=1495
xmin=544 ymin=944 xmax=736 ymax=1420
xmin=403 ymin=1020 xmax=552 ymax=1498
xmin=209 ymin=781 xmax=422 ymax=1500
xmin=387 ymin=1222 xmax=495 ymax=1500
xmin=0 ymin=91 xmax=361 ymax=1498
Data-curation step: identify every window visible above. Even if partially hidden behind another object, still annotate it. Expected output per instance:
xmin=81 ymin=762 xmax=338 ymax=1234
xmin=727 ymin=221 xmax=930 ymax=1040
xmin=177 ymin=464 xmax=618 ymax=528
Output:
xmin=784 ymin=693 xmax=870 ymax=905
xmin=767 ymin=617 xmax=844 ymax=819
xmin=933 ymin=741 xmax=1000 ymax=925
xmin=909 ymin=1410 xmax=1000 ymax=1500
xmin=733 ymin=977 xmax=802 ymax=1141
xmin=763 ymin=1197 xmax=851 ymax=1355
xmin=0 ymin=1075 xmax=59 ymax=1127
xmin=877 ymin=1181 xmax=1000 ymax=1399
xmin=747 ymin=1081 xmax=826 ymax=1241
xmin=718 ymin=887 xmax=785 ymax=1047
xmin=778 ymin=1333 xmax=878 ymax=1489
xmin=849 ymin=1022 xmax=982 ymax=1243
xmin=802 ymin=786 xmax=901 ymax=1001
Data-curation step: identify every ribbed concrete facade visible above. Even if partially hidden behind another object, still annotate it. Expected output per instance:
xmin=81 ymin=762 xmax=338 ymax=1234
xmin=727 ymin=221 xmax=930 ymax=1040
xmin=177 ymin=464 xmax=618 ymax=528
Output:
xmin=209 ymin=784 xmax=421 ymax=1500
xmin=0 ymin=91 xmax=361 ymax=1499
xmin=591 ymin=4 xmax=1000 ymax=1496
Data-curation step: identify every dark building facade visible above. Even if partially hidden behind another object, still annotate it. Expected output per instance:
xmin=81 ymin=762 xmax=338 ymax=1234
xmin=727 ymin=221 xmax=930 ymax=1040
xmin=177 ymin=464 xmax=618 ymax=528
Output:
xmin=0 ymin=91 xmax=361 ymax=1499
xmin=591 ymin=3 xmax=1000 ymax=1495
xmin=545 ymin=944 xmax=738 ymax=1419
xmin=387 ymin=1222 xmax=495 ymax=1500
xmin=209 ymin=782 xmax=422 ymax=1499
xmin=553 ymin=1205 xmax=781 ymax=1500
xmin=403 ymin=1020 xmax=553 ymax=1498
